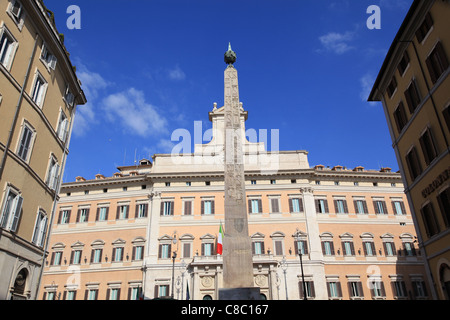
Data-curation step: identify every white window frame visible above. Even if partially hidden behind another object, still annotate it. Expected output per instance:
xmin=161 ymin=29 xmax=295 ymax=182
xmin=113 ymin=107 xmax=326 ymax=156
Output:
xmin=32 ymin=208 xmax=48 ymax=247
xmin=0 ymin=23 xmax=18 ymax=70
xmin=30 ymin=70 xmax=48 ymax=107
xmin=40 ymin=42 xmax=57 ymax=71
xmin=7 ymin=0 xmax=26 ymax=30
xmin=0 ymin=184 xmax=23 ymax=232
xmin=45 ymin=154 xmax=60 ymax=191
xmin=64 ymin=84 xmax=75 ymax=107
xmin=16 ymin=120 xmax=35 ymax=163
xmin=56 ymin=108 xmax=69 ymax=143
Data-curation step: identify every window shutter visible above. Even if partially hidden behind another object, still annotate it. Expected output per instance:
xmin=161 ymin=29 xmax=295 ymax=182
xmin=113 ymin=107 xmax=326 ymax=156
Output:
xmin=170 ymin=202 xmax=174 ymax=216
xmin=343 ymin=200 xmax=348 ymax=213
xmin=76 ymin=209 xmax=81 ymax=222
xmin=84 ymin=290 xmax=88 ymax=300
xmin=135 ymin=204 xmax=139 ymax=218
xmin=258 ymin=199 xmax=262 ymax=213
xmin=348 ymin=282 xmax=355 ymax=297
xmin=315 ymin=200 xmax=320 ymax=213
xmin=106 ymin=289 xmax=110 ymax=300
xmin=436 ymin=41 xmax=449 ymax=71
xmin=90 ymin=249 xmax=94 ymax=263
xmin=381 ymin=201 xmax=388 ymax=214
xmin=336 ymin=282 xmax=342 ymax=298
xmin=326 ymin=283 xmax=331 ymax=298
xmin=248 ymin=200 xmax=252 ymax=213
xmin=303 ymin=240 xmax=308 ymax=254
xmin=330 ymin=241 xmax=335 ymax=255
xmin=261 ymin=241 xmax=265 ymax=254
xmin=251 ymin=242 xmax=255 ymax=255
xmin=201 ymin=201 xmax=205 ymax=214
xmin=426 ymin=56 xmax=438 ymax=84
xmin=324 ymin=200 xmax=329 ymax=213
xmin=310 ymin=281 xmax=316 ymax=298
xmin=371 ymin=242 xmax=376 ymax=255
xmin=380 ymin=282 xmax=386 ymax=297
xmin=160 ymin=202 xmax=164 ymax=216
xmin=350 ymin=242 xmax=355 ymax=255
xmin=333 ymin=200 xmax=338 ymax=213
xmin=373 ymin=201 xmax=379 ymax=214
xmin=275 ymin=240 xmax=283 ymax=255
xmin=50 ymin=252 xmax=55 ymax=265
xmin=112 ymin=248 xmax=116 ymax=261
xmin=183 ymin=243 xmax=191 ymax=258
xmin=57 ymin=210 xmax=63 ymax=224
xmin=125 ymin=205 xmax=129 ymax=219
xmin=288 ymin=199 xmax=293 ymax=213
xmin=158 ymin=244 xmax=162 ymax=259
xmin=299 ymin=198 xmax=304 ymax=212
xmin=321 ymin=241 xmax=326 ymax=254
xmin=185 ymin=201 xmax=191 ymax=215
xmin=96 ymin=208 xmax=100 ymax=221
xmin=104 ymin=207 xmax=109 ymax=221
xmin=70 ymin=251 xmax=74 ymax=264
xmin=294 ymin=240 xmax=298 ymax=254
xmin=116 ymin=206 xmax=120 ymax=219
xmin=11 ymin=195 xmax=23 ymax=232
xmin=299 ymin=281 xmax=304 ymax=299
xmin=143 ymin=204 xmax=148 ymax=217
xmin=211 ymin=200 xmax=215 ymax=214
xmin=201 ymin=243 xmax=205 ymax=256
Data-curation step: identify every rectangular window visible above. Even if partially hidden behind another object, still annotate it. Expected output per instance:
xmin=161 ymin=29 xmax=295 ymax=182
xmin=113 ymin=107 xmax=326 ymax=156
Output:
xmin=419 ymin=128 xmax=438 ymax=166
xmin=373 ymin=200 xmax=387 ymax=214
xmin=405 ymin=146 xmax=423 ymax=181
xmin=270 ymin=198 xmax=280 ymax=213
xmin=393 ymin=281 xmax=407 ymax=298
xmin=202 ymin=200 xmax=215 ymax=215
xmin=363 ymin=242 xmax=376 ymax=256
xmin=393 ymin=102 xmax=408 ymax=133
xmin=412 ymin=281 xmax=428 ymax=298
xmin=383 ymin=242 xmax=396 ymax=256
xmin=0 ymin=26 xmax=17 ymax=69
xmin=91 ymin=248 xmax=102 ymax=264
xmin=415 ymin=12 xmax=433 ymax=43
xmin=202 ymin=243 xmax=213 ymax=256
xmin=160 ymin=201 xmax=174 ymax=216
xmin=248 ymin=199 xmax=262 ymax=214
xmin=299 ymin=281 xmax=315 ymax=299
xmin=404 ymin=80 xmax=421 ymax=114
xmin=31 ymin=73 xmax=47 ymax=107
xmin=342 ymin=241 xmax=355 ymax=256
xmin=437 ymin=188 xmax=450 ymax=227
xmin=64 ymin=85 xmax=75 ymax=106
xmin=315 ymin=199 xmax=329 ymax=214
xmin=295 ymin=240 xmax=308 ymax=255
xmin=40 ymin=43 xmax=57 ymax=70
xmin=46 ymin=157 xmax=59 ymax=191
xmin=349 ymin=281 xmax=364 ymax=299
xmin=96 ymin=207 xmax=108 ymax=221
xmin=158 ymin=244 xmax=171 ymax=259
xmin=0 ymin=187 xmax=23 ymax=232
xmin=113 ymin=247 xmax=124 ymax=262
xmin=322 ymin=241 xmax=335 ymax=256
xmin=404 ymin=242 xmax=416 ymax=256
xmin=136 ymin=203 xmax=148 ymax=218
xmin=183 ymin=242 xmax=191 ymax=258
xmin=386 ymin=77 xmax=397 ymax=98
xmin=370 ymin=281 xmax=386 ymax=299
xmin=51 ymin=251 xmax=62 ymax=266
xmin=31 ymin=210 xmax=47 ymax=248
xmin=334 ymin=199 xmax=348 ymax=214
xmin=109 ymin=288 xmax=120 ymax=301
xmin=77 ymin=208 xmax=89 ymax=223
xmin=133 ymin=246 xmax=144 ymax=261
xmin=426 ymin=41 xmax=449 ymax=84
xmin=17 ymin=123 xmax=34 ymax=162
xmin=70 ymin=250 xmax=82 ymax=265
xmin=420 ymin=202 xmax=440 ymax=238
xmin=116 ymin=205 xmax=129 ymax=220
xmin=327 ymin=282 xmax=342 ymax=299
xmin=392 ymin=201 xmax=406 ymax=215
xmin=252 ymin=241 xmax=265 ymax=255
xmin=157 ymin=285 xmax=169 ymax=298
xmin=65 ymin=291 xmax=76 ymax=300
xmin=289 ymin=198 xmax=303 ymax=213
xmin=274 ymin=240 xmax=284 ymax=256
xmin=397 ymin=51 xmax=410 ymax=76
xmin=354 ymin=200 xmax=368 ymax=214
xmin=87 ymin=289 xmax=98 ymax=300
xmin=183 ymin=201 xmax=192 ymax=215
xmin=58 ymin=210 xmax=72 ymax=224
xmin=57 ymin=111 xmax=69 ymax=143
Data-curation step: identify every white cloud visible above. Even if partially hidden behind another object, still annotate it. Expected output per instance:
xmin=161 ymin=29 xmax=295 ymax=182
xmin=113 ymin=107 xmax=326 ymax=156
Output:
xmin=319 ymin=31 xmax=355 ymax=54
xmin=168 ymin=65 xmax=186 ymax=81
xmin=72 ymin=66 xmax=110 ymax=137
xmin=360 ymin=73 xmax=378 ymax=105
xmin=102 ymin=88 xmax=168 ymax=137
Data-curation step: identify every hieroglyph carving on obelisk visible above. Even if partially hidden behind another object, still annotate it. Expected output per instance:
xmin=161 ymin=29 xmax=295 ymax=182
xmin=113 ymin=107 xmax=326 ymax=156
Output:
xmin=222 ymin=43 xmax=254 ymax=289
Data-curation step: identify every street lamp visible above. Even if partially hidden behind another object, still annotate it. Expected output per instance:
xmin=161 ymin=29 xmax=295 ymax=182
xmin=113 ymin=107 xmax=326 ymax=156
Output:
xmin=171 ymin=251 xmax=177 ymax=299
xmin=279 ymin=256 xmax=289 ymax=300
xmin=295 ymin=228 xmax=307 ymax=301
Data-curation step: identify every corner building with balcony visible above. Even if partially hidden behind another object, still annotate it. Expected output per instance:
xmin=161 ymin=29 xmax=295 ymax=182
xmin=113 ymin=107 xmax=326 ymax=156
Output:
xmin=0 ymin=0 xmax=86 ymax=300
xmin=42 ymin=49 xmax=429 ymax=301
xmin=369 ymin=0 xmax=450 ymax=299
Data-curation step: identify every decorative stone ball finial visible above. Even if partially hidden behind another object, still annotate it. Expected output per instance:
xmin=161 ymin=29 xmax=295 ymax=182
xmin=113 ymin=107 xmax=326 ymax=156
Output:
xmin=224 ymin=42 xmax=237 ymax=65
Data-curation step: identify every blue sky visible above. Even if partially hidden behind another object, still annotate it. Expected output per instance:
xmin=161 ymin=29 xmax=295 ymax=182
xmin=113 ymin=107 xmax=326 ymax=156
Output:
xmin=44 ymin=0 xmax=414 ymax=182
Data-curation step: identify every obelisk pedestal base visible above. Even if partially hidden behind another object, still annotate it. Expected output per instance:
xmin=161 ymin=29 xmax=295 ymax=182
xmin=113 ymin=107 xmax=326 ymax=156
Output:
xmin=219 ymin=287 xmax=261 ymax=300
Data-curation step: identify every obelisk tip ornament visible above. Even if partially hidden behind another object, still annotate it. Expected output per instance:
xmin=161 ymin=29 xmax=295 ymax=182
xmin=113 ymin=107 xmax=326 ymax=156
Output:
xmin=219 ymin=44 xmax=260 ymax=300
xmin=224 ymin=42 xmax=237 ymax=65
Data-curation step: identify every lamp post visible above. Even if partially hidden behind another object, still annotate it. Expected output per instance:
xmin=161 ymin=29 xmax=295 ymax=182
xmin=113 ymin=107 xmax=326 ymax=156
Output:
xmin=295 ymin=228 xmax=307 ymax=301
xmin=279 ymin=256 xmax=289 ymax=300
xmin=171 ymin=251 xmax=177 ymax=299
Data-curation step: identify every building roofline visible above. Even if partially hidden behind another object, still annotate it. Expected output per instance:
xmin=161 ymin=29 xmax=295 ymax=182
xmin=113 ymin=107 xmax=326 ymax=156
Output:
xmin=368 ymin=0 xmax=423 ymax=102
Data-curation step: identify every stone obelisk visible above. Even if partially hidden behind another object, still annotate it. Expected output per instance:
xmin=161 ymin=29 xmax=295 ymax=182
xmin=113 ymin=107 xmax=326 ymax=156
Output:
xmin=219 ymin=44 xmax=260 ymax=300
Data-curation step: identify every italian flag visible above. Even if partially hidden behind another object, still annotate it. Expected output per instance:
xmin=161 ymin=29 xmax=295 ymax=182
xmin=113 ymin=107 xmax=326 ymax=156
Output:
xmin=217 ymin=222 xmax=224 ymax=255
